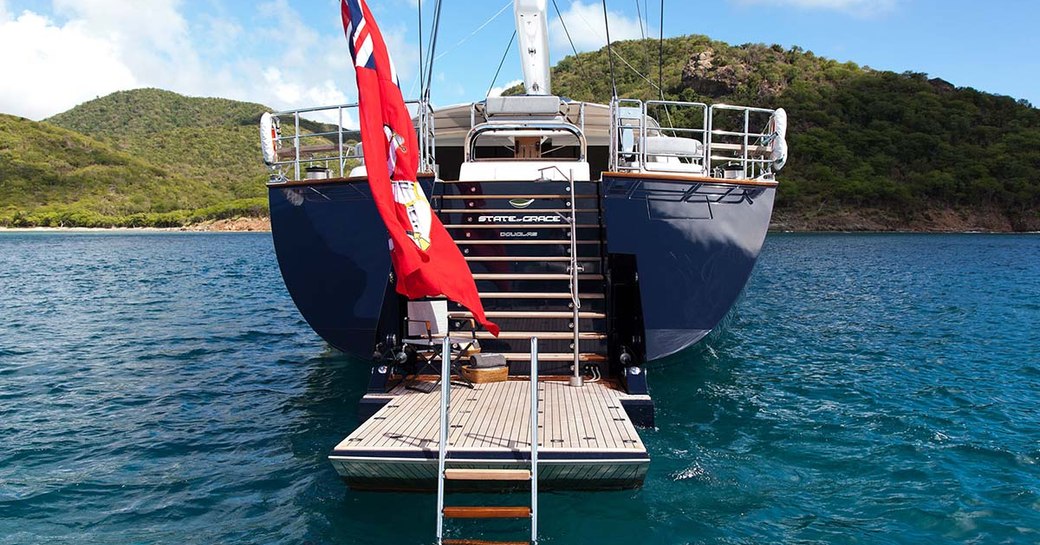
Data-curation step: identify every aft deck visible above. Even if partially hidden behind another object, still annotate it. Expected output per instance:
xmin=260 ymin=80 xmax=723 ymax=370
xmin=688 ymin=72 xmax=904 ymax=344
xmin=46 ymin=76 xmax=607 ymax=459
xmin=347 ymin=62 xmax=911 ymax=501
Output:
xmin=330 ymin=379 xmax=650 ymax=491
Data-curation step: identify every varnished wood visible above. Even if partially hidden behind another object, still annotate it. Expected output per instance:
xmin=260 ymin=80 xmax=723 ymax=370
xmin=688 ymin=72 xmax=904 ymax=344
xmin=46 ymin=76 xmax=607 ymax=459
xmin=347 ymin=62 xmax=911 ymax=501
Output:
xmin=468 ymin=273 xmax=603 ymax=281
xmin=446 ymin=208 xmax=598 ymax=213
xmin=443 ymin=506 xmax=531 ymax=519
xmin=465 ymin=256 xmax=597 ymax=262
xmin=267 ymin=172 xmax=435 ymax=188
xmin=475 ymin=292 xmax=604 ymax=299
xmin=440 ymin=194 xmax=598 ymax=200
xmin=471 ymin=331 xmax=606 ymax=340
xmin=443 ymin=536 xmax=532 ymax=540
xmin=457 ymin=240 xmax=599 ymax=245
xmin=494 ymin=353 xmax=607 ymax=362
xmin=444 ymin=469 xmax=531 ymax=481
xmin=445 ymin=224 xmax=600 ymax=229
xmin=449 ymin=310 xmax=606 ymax=319
xmin=601 ymin=170 xmax=779 ymax=187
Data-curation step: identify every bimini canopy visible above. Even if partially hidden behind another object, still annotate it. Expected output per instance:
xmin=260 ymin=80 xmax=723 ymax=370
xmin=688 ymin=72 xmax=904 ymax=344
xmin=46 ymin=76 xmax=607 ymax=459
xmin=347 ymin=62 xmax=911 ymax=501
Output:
xmin=429 ymin=100 xmax=612 ymax=147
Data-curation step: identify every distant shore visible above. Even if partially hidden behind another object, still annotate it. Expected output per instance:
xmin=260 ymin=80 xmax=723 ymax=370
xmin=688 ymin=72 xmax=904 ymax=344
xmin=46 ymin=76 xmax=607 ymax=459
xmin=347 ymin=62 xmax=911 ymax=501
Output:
xmin=1 ymin=207 xmax=1037 ymax=234
xmin=0 ymin=217 xmax=273 ymax=233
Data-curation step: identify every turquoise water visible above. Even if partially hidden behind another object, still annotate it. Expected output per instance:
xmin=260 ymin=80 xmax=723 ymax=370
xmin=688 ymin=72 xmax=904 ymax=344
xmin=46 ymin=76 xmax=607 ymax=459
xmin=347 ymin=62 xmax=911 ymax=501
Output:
xmin=1 ymin=232 xmax=1038 ymax=544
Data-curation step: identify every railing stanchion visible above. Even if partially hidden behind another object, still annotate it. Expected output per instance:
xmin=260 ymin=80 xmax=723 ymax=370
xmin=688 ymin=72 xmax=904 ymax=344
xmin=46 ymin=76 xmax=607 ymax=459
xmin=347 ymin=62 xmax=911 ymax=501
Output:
xmin=530 ymin=336 xmax=539 ymax=544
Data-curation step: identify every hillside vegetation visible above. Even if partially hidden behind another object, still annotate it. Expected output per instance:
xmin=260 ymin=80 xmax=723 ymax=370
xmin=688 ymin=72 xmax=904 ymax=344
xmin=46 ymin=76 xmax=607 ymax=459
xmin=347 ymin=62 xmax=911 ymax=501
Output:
xmin=0 ymin=90 xmax=284 ymax=227
xmin=540 ymin=35 xmax=1040 ymax=230
xmin=2 ymin=37 xmax=1038 ymax=230
xmin=46 ymin=88 xmax=271 ymax=200
xmin=0 ymin=113 xmax=264 ymax=227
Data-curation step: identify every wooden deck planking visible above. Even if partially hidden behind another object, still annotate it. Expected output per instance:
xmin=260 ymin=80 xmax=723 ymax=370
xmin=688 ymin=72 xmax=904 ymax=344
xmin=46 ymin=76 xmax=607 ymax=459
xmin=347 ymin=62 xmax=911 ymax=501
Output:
xmin=333 ymin=380 xmax=644 ymax=455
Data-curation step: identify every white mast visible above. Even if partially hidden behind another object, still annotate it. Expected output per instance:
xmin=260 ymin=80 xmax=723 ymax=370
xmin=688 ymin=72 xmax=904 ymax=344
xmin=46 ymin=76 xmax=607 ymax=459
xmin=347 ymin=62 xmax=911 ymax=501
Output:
xmin=514 ymin=0 xmax=551 ymax=95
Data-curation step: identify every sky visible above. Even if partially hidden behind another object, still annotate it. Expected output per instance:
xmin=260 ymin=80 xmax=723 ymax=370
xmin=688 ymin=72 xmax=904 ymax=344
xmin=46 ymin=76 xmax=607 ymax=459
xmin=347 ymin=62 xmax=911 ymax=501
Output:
xmin=1 ymin=0 xmax=1038 ymax=123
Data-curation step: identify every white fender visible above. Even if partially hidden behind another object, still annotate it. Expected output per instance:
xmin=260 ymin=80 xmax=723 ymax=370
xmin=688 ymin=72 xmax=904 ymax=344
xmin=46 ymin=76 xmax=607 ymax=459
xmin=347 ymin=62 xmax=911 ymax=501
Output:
xmin=769 ymin=108 xmax=788 ymax=171
xmin=259 ymin=112 xmax=280 ymax=165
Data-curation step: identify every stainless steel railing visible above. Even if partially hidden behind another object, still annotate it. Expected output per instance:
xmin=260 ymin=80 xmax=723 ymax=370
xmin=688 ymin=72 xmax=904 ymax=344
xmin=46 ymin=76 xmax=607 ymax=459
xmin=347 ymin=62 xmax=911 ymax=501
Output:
xmin=609 ymin=98 xmax=779 ymax=180
xmin=266 ymin=99 xmax=436 ymax=182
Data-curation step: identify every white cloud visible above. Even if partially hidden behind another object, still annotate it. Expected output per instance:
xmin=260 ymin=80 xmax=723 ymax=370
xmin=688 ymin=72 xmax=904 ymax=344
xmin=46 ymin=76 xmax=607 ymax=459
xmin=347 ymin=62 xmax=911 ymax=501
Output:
xmin=733 ymin=0 xmax=897 ymax=16
xmin=488 ymin=79 xmax=523 ymax=98
xmin=0 ymin=10 xmax=138 ymax=120
xmin=548 ymin=0 xmax=643 ymax=55
xmin=0 ymin=0 xmax=421 ymax=121
xmin=52 ymin=0 xmax=206 ymax=93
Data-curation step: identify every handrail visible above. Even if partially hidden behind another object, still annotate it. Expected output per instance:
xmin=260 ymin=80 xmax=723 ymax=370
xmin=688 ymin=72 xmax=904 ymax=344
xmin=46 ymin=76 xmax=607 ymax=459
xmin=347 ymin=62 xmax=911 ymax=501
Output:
xmin=265 ymin=99 xmax=436 ymax=181
xmin=465 ymin=121 xmax=587 ymax=162
xmin=566 ymin=170 xmax=582 ymax=387
xmin=529 ymin=337 xmax=539 ymax=544
xmin=610 ymin=98 xmax=778 ymax=180
xmin=435 ymin=338 xmax=450 ymax=543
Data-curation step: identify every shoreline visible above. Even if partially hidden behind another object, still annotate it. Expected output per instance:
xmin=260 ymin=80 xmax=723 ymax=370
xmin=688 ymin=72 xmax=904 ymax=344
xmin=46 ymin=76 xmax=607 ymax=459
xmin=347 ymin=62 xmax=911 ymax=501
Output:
xmin=1 ymin=226 xmax=1037 ymax=235
xmin=0 ymin=217 xmax=273 ymax=233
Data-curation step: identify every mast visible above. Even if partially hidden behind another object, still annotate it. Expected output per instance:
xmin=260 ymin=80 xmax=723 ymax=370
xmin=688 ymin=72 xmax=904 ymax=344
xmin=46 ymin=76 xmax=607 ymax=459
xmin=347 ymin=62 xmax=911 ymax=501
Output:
xmin=514 ymin=0 xmax=551 ymax=95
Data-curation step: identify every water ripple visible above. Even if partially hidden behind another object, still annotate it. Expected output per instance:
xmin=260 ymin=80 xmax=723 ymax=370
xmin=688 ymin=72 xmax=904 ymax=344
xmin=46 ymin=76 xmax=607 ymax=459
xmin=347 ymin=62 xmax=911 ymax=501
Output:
xmin=1 ymin=232 xmax=1038 ymax=544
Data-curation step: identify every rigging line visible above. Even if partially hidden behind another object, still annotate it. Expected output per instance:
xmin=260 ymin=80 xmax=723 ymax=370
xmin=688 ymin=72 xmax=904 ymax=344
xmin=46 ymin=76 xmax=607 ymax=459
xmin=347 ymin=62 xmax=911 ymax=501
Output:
xmin=644 ymin=0 xmax=649 ymax=38
xmin=434 ymin=0 xmax=512 ymax=62
xmin=601 ymin=0 xmax=617 ymax=98
xmin=612 ymin=48 xmax=660 ymax=91
xmin=486 ymin=30 xmax=518 ymax=98
xmin=551 ymin=0 xmax=588 ymax=84
xmin=658 ymin=0 xmax=664 ymax=99
xmin=418 ymin=0 xmax=424 ymax=96
xmin=658 ymin=0 xmax=674 ymax=129
xmin=564 ymin=0 xmax=656 ymax=92
xmin=635 ymin=0 xmax=653 ymax=96
xmin=423 ymin=0 xmax=444 ymax=99
xmin=635 ymin=0 xmax=645 ymax=41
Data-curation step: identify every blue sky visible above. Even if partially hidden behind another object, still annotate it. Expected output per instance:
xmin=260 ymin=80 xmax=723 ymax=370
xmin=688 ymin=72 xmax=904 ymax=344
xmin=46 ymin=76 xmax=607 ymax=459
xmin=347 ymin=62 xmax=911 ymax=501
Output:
xmin=1 ymin=0 xmax=1038 ymax=122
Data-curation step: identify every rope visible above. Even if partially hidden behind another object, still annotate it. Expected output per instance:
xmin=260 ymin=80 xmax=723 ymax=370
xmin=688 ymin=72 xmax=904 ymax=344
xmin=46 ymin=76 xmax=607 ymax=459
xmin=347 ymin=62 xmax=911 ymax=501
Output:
xmin=658 ymin=0 xmax=664 ymax=99
xmin=434 ymin=0 xmax=512 ymax=62
xmin=601 ymin=0 xmax=617 ymax=98
xmin=422 ymin=0 xmax=444 ymax=100
xmin=635 ymin=0 xmax=645 ymax=41
xmin=418 ymin=1 xmax=424 ymax=94
xmin=486 ymin=30 xmax=518 ymax=97
xmin=658 ymin=0 xmax=675 ymax=129
xmin=551 ymin=0 xmax=589 ymax=86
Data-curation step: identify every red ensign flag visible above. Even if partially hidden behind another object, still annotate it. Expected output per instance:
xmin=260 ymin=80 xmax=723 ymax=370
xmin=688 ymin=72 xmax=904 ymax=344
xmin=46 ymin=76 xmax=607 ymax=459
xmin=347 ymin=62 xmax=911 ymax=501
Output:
xmin=340 ymin=0 xmax=499 ymax=336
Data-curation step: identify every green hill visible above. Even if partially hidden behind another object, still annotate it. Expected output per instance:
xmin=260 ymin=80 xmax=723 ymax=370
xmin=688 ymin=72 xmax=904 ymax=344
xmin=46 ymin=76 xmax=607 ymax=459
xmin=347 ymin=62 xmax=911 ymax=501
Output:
xmin=0 ymin=113 xmax=254 ymax=226
xmin=0 ymin=89 xmax=311 ymax=227
xmin=540 ymin=35 xmax=1040 ymax=230
xmin=46 ymin=88 xmax=271 ymax=200
xmin=3 ymin=39 xmax=1038 ymax=230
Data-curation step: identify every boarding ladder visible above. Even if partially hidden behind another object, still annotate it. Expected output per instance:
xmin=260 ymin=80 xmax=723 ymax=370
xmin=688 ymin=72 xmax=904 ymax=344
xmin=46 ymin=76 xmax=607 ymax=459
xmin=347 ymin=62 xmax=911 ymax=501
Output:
xmin=435 ymin=338 xmax=541 ymax=545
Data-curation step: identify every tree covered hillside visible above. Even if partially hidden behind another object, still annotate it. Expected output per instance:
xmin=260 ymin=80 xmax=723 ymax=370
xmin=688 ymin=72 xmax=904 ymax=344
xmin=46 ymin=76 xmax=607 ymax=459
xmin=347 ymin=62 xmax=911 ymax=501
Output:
xmin=0 ymin=109 xmax=265 ymax=227
xmin=542 ymin=35 xmax=1040 ymax=230
xmin=46 ymin=88 xmax=272 ymax=200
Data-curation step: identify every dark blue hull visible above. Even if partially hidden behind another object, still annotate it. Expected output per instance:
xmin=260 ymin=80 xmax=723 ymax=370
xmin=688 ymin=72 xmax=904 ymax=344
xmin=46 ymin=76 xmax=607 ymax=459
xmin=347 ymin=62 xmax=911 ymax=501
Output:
xmin=268 ymin=178 xmax=430 ymax=359
xmin=269 ymin=174 xmax=774 ymax=365
xmin=602 ymin=173 xmax=775 ymax=361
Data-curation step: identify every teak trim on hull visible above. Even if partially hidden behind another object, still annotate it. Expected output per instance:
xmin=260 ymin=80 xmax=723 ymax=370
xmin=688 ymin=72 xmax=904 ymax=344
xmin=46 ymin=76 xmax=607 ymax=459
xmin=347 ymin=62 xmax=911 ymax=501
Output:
xmin=270 ymin=172 xmax=777 ymax=188
xmin=601 ymin=171 xmax=780 ymax=188
xmin=268 ymin=172 xmax=436 ymax=188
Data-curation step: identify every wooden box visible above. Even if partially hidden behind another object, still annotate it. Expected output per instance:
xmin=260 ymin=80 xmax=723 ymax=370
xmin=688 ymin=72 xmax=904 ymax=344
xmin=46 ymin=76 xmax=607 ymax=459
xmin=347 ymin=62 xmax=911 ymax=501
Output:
xmin=460 ymin=365 xmax=508 ymax=384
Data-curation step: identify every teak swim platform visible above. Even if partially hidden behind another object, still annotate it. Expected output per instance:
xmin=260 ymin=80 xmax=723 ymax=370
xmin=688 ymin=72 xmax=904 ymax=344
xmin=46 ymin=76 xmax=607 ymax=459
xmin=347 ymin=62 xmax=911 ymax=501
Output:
xmin=331 ymin=378 xmax=650 ymax=491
